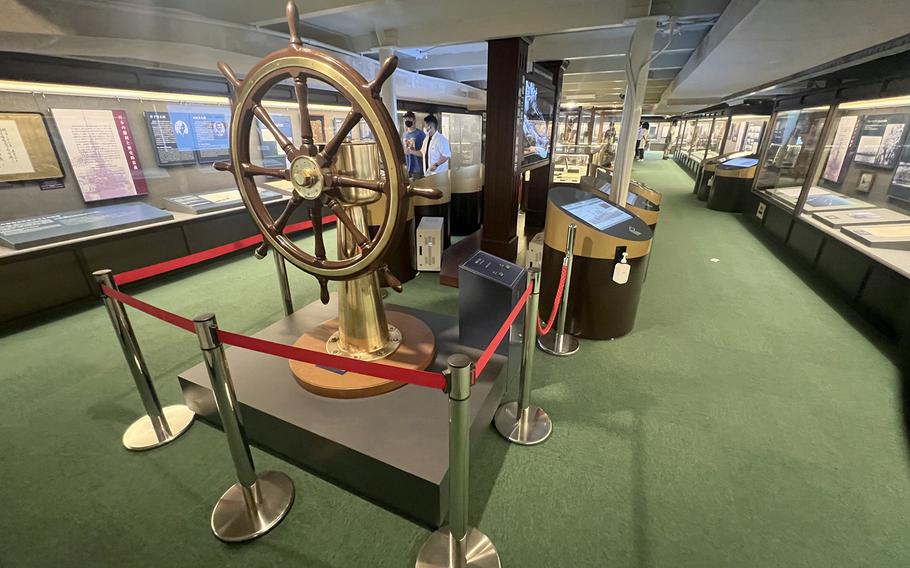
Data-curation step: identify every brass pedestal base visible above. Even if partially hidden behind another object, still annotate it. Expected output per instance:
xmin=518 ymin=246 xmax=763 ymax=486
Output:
xmin=122 ymin=404 xmax=194 ymax=451
xmin=415 ymin=527 xmax=501 ymax=568
xmin=290 ymin=311 xmax=436 ymax=398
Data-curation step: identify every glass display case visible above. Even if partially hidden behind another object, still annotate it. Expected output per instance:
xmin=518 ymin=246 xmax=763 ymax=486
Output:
xmin=705 ymin=117 xmax=728 ymax=160
xmin=552 ymin=152 xmax=591 ymax=184
xmin=690 ymin=118 xmax=714 ymax=158
xmin=725 ymin=115 xmax=768 ymax=155
xmin=799 ymin=95 xmax=910 ymax=248
xmin=441 ymin=112 xmax=483 ymax=168
xmin=754 ymin=106 xmax=830 ymax=209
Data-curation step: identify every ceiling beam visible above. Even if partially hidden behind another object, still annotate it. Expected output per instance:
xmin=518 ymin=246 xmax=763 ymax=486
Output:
xmin=397 ymin=50 xmax=488 ymax=72
xmin=529 ymin=24 xmax=709 ymax=61
xmin=561 ymin=50 xmax=692 ymax=76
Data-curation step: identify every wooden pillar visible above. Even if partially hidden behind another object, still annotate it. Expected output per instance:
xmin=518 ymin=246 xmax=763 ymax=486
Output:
xmin=481 ymin=37 xmax=529 ymax=261
xmin=523 ymin=60 xmax=567 ymax=231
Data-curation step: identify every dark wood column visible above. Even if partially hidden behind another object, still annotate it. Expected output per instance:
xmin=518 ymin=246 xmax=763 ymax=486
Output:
xmin=481 ymin=37 xmax=529 ymax=261
xmin=523 ymin=60 xmax=567 ymax=231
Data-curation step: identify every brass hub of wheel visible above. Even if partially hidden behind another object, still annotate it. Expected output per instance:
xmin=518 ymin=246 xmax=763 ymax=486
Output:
xmin=290 ymin=155 xmax=323 ymax=200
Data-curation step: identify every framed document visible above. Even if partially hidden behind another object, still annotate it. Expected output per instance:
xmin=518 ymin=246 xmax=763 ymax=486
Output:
xmin=144 ymin=111 xmax=196 ymax=166
xmin=853 ymin=114 xmax=908 ymax=168
xmin=310 ymin=115 xmax=326 ymax=144
xmin=51 ymin=109 xmax=148 ymax=202
xmin=0 ymin=112 xmax=64 ymax=182
xmin=821 ymin=115 xmax=859 ymax=184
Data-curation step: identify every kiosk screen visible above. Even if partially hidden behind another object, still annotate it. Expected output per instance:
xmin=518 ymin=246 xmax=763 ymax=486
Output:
xmin=564 ymin=198 xmax=632 ymax=231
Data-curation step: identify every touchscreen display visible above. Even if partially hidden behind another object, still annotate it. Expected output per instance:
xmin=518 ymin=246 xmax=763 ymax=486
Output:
xmin=722 ymin=157 xmax=759 ymax=168
xmin=564 ymin=198 xmax=632 ymax=231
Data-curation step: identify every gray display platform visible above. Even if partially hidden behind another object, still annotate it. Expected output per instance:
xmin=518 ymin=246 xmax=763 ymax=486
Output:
xmin=841 ymin=222 xmax=910 ymax=250
xmin=0 ymin=203 xmax=173 ymax=250
xmin=812 ymin=207 xmax=910 ymax=227
xmin=178 ymin=299 xmax=513 ymax=528
xmin=163 ymin=187 xmax=283 ymax=215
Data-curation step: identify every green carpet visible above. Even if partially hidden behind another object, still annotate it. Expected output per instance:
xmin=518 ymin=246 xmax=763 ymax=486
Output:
xmin=1 ymin=154 xmax=907 ymax=567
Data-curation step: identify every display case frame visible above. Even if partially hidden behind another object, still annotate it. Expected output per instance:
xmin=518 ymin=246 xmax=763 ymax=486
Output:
xmin=745 ymin=69 xmax=910 ymax=342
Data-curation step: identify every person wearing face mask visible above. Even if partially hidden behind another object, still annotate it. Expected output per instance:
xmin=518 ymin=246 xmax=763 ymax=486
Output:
xmin=405 ymin=114 xmax=451 ymax=175
xmin=401 ymin=111 xmax=426 ymax=179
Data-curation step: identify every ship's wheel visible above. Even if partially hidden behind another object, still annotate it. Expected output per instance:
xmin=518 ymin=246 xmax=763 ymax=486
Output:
xmin=214 ymin=1 xmax=440 ymax=399
xmin=214 ymin=1 xmax=437 ymax=303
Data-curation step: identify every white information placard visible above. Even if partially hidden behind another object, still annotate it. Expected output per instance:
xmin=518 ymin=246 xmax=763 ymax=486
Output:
xmin=51 ymin=109 xmax=148 ymax=202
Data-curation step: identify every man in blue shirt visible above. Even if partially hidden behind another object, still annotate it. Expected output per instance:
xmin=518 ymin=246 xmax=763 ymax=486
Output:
xmin=402 ymin=111 xmax=426 ymax=179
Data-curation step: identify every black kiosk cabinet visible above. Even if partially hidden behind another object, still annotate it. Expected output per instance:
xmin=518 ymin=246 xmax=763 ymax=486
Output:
xmin=708 ymin=157 xmax=759 ymax=212
xmin=540 ymin=186 xmax=653 ymax=340
xmin=450 ymin=164 xmax=483 ymax=236
xmin=695 ymin=151 xmax=752 ymax=201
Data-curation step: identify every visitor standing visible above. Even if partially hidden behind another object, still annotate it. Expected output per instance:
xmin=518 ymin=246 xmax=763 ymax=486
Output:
xmin=406 ymin=114 xmax=451 ymax=174
xmin=402 ymin=111 xmax=426 ymax=179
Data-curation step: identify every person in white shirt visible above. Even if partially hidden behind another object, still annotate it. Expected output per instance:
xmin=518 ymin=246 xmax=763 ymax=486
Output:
xmin=635 ymin=121 xmax=650 ymax=160
xmin=406 ymin=114 xmax=451 ymax=174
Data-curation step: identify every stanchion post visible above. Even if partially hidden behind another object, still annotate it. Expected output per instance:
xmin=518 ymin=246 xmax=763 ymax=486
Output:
xmin=494 ymin=268 xmax=553 ymax=445
xmin=273 ymin=253 xmax=294 ymax=317
xmin=538 ymin=224 xmax=580 ymax=356
xmin=93 ymin=269 xmax=194 ymax=451
xmin=193 ymin=313 xmax=294 ymax=542
xmin=415 ymin=354 xmax=500 ymax=568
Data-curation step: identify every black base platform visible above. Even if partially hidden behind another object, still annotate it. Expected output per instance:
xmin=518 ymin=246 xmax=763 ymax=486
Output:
xmin=178 ymin=299 xmax=512 ymax=528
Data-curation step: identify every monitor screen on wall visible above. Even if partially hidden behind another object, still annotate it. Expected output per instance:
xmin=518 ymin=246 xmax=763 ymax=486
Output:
xmin=521 ymin=79 xmax=554 ymax=167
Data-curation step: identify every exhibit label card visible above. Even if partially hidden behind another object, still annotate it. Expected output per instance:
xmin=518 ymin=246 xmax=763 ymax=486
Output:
xmin=144 ymin=111 xmax=196 ymax=166
xmin=166 ymin=104 xmax=231 ymax=163
xmin=51 ymin=109 xmax=148 ymax=202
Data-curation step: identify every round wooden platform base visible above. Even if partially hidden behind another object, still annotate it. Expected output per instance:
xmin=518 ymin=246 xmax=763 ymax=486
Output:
xmin=289 ymin=311 xmax=437 ymax=399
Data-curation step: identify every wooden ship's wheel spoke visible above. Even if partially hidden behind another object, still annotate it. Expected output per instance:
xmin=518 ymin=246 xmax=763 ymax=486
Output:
xmin=317 ymin=109 xmax=362 ymax=168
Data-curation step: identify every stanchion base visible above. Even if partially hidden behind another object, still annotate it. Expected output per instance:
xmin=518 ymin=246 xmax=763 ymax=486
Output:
xmin=415 ymin=527 xmax=501 ymax=568
xmin=211 ymin=470 xmax=295 ymax=543
xmin=122 ymin=404 xmax=195 ymax=451
xmin=537 ymin=331 xmax=579 ymax=356
xmin=493 ymin=402 xmax=552 ymax=446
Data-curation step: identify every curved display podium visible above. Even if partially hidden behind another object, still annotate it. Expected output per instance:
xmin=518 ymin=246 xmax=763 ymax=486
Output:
xmin=695 ymin=151 xmax=752 ymax=201
xmin=413 ymin=170 xmax=452 ymax=249
xmin=708 ymin=157 xmax=759 ymax=212
xmin=450 ymin=164 xmax=483 ymax=236
xmin=540 ymin=186 xmax=653 ymax=340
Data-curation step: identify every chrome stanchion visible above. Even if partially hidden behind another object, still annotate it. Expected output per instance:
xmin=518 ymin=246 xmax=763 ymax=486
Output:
xmin=273 ymin=253 xmax=294 ymax=317
xmin=537 ymin=223 xmax=580 ymax=356
xmin=494 ymin=268 xmax=552 ymax=445
xmin=416 ymin=354 xmax=501 ymax=568
xmin=193 ymin=313 xmax=294 ymax=542
xmin=93 ymin=269 xmax=194 ymax=451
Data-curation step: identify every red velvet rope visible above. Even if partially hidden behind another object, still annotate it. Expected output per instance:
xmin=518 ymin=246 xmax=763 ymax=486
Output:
xmin=101 ymin=284 xmax=195 ymax=333
xmin=114 ymin=216 xmax=336 ymax=286
xmin=536 ymin=263 xmax=568 ymax=337
xmin=474 ymin=283 xmax=532 ymax=379
xmin=99 ymin=283 xmax=447 ymax=390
